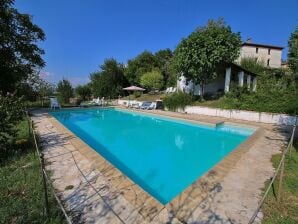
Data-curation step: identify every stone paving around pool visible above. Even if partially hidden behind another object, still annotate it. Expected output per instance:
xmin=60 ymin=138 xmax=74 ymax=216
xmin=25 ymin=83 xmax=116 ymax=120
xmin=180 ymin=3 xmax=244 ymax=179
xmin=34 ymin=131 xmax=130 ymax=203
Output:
xmin=31 ymin=108 xmax=290 ymax=224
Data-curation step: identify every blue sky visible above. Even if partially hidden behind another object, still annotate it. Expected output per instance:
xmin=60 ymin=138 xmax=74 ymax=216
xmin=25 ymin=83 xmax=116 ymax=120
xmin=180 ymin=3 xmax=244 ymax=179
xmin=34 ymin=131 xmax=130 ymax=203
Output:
xmin=15 ymin=0 xmax=298 ymax=86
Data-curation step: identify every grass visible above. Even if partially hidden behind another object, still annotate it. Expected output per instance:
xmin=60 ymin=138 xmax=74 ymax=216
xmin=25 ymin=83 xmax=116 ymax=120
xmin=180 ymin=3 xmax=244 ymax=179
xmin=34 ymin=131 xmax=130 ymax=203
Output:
xmin=0 ymin=119 xmax=66 ymax=224
xmin=122 ymin=93 xmax=166 ymax=101
xmin=193 ymin=98 xmax=223 ymax=108
xmin=262 ymin=138 xmax=298 ymax=223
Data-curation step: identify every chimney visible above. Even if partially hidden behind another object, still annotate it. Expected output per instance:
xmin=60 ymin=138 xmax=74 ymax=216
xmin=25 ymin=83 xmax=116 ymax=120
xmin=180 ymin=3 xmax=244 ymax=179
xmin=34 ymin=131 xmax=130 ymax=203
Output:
xmin=246 ymin=38 xmax=252 ymax=43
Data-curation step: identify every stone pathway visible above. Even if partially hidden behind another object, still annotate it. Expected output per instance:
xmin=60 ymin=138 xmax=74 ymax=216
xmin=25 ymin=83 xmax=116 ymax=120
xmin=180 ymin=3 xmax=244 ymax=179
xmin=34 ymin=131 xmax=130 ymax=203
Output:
xmin=31 ymin=109 xmax=290 ymax=224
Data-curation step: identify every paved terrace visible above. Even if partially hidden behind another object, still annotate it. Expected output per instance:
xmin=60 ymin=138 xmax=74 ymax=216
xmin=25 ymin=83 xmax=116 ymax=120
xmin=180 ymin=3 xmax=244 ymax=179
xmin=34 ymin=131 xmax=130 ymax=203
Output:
xmin=31 ymin=107 xmax=291 ymax=224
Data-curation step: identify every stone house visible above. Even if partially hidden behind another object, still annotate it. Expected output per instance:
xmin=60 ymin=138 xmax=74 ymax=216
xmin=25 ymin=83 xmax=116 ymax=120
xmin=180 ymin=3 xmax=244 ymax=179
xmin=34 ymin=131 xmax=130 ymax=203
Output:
xmin=236 ymin=38 xmax=283 ymax=68
xmin=177 ymin=39 xmax=283 ymax=96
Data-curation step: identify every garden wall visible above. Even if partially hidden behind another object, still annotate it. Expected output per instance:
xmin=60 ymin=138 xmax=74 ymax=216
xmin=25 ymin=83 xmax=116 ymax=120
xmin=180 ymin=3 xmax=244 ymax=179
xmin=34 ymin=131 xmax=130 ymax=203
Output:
xmin=117 ymin=100 xmax=297 ymax=125
xmin=185 ymin=106 xmax=297 ymax=125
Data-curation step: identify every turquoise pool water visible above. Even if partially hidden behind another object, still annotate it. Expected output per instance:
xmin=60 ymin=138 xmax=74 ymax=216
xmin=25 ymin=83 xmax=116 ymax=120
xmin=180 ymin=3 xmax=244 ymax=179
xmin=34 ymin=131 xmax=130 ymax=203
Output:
xmin=50 ymin=108 xmax=255 ymax=204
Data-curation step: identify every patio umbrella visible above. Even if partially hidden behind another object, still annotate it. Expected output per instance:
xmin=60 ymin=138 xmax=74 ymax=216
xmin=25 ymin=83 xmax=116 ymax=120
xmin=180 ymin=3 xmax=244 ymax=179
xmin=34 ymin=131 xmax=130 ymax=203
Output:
xmin=123 ymin=86 xmax=145 ymax=106
xmin=123 ymin=86 xmax=145 ymax=91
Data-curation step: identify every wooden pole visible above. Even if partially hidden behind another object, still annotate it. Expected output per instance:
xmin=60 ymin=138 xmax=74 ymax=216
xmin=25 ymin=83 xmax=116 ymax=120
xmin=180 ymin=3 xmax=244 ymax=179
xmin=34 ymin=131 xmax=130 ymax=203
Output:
xmin=277 ymin=155 xmax=285 ymax=203
xmin=41 ymin=154 xmax=49 ymax=216
xmin=27 ymin=113 xmax=31 ymax=137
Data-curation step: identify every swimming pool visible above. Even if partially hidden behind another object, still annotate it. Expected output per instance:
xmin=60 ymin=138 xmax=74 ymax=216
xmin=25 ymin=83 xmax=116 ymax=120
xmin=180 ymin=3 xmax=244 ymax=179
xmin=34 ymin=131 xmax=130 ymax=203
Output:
xmin=50 ymin=108 xmax=255 ymax=204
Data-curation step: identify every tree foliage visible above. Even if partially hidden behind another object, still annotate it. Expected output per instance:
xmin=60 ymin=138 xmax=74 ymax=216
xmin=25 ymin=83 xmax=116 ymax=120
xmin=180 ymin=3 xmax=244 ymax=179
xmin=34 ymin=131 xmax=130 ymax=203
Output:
xmin=155 ymin=49 xmax=174 ymax=87
xmin=124 ymin=49 xmax=176 ymax=87
xmin=140 ymin=70 xmax=164 ymax=91
xmin=0 ymin=0 xmax=45 ymax=94
xmin=75 ymin=84 xmax=92 ymax=100
xmin=0 ymin=94 xmax=24 ymax=156
xmin=90 ymin=58 xmax=128 ymax=98
xmin=125 ymin=51 xmax=159 ymax=85
xmin=288 ymin=26 xmax=298 ymax=76
xmin=16 ymin=73 xmax=54 ymax=102
xmin=56 ymin=79 xmax=73 ymax=104
xmin=173 ymin=18 xmax=242 ymax=100
xmin=219 ymin=69 xmax=298 ymax=115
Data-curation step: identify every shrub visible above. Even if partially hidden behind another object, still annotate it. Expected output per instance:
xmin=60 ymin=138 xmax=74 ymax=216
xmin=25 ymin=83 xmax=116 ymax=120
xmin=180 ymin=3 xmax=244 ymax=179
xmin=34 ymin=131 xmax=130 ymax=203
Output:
xmin=219 ymin=72 xmax=298 ymax=115
xmin=240 ymin=57 xmax=265 ymax=75
xmin=163 ymin=91 xmax=193 ymax=111
xmin=0 ymin=94 xmax=24 ymax=158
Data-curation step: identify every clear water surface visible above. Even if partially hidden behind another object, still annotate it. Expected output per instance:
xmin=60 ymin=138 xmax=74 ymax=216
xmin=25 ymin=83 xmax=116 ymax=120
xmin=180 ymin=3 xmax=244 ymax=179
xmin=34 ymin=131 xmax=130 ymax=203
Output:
xmin=50 ymin=108 xmax=254 ymax=204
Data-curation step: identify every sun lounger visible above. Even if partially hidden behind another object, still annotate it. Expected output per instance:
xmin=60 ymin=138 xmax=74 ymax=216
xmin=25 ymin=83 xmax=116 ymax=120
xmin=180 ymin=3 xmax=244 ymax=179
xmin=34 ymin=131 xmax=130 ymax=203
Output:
xmin=80 ymin=98 xmax=101 ymax=107
xmin=132 ymin=102 xmax=140 ymax=108
xmin=140 ymin=101 xmax=153 ymax=110
xmin=148 ymin=102 xmax=156 ymax=110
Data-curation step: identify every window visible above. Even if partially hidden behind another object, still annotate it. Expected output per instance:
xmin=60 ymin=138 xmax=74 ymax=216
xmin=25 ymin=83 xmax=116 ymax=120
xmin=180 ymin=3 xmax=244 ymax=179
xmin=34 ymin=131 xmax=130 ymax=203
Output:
xmin=267 ymin=59 xmax=270 ymax=66
xmin=268 ymin=48 xmax=271 ymax=55
xmin=256 ymin=47 xmax=259 ymax=53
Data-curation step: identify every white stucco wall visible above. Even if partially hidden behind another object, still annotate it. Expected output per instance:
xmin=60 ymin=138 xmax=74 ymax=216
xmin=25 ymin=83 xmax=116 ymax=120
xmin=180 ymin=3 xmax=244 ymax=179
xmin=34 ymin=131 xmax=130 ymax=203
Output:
xmin=117 ymin=100 xmax=296 ymax=125
xmin=177 ymin=76 xmax=225 ymax=96
xmin=237 ymin=45 xmax=282 ymax=68
xmin=185 ymin=106 xmax=297 ymax=125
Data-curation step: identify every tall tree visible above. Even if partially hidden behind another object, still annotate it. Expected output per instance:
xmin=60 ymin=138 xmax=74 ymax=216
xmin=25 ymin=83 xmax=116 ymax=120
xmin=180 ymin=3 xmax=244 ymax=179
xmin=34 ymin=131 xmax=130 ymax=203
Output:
xmin=75 ymin=84 xmax=92 ymax=100
xmin=173 ymin=18 xmax=242 ymax=100
xmin=90 ymin=58 xmax=128 ymax=98
xmin=125 ymin=51 xmax=158 ymax=84
xmin=0 ymin=0 xmax=45 ymax=94
xmin=155 ymin=48 xmax=174 ymax=87
xmin=288 ymin=27 xmax=298 ymax=76
xmin=56 ymin=79 xmax=73 ymax=104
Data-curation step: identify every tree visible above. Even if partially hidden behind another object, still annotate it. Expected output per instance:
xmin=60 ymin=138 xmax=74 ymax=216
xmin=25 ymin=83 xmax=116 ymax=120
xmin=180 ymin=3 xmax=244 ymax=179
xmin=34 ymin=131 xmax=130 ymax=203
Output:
xmin=288 ymin=27 xmax=298 ymax=76
xmin=140 ymin=70 xmax=164 ymax=91
xmin=0 ymin=0 xmax=45 ymax=94
xmin=16 ymin=73 xmax=54 ymax=104
xmin=56 ymin=79 xmax=73 ymax=104
xmin=90 ymin=58 xmax=128 ymax=98
xmin=125 ymin=51 xmax=159 ymax=84
xmin=173 ymin=18 xmax=242 ymax=100
xmin=75 ymin=84 xmax=92 ymax=100
xmin=155 ymin=49 xmax=174 ymax=87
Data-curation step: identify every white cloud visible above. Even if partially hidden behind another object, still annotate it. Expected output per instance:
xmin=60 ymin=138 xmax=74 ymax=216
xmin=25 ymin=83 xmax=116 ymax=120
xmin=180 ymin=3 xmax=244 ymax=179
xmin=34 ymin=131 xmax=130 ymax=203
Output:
xmin=39 ymin=71 xmax=90 ymax=87
xmin=68 ymin=76 xmax=90 ymax=87
xmin=39 ymin=71 xmax=53 ymax=79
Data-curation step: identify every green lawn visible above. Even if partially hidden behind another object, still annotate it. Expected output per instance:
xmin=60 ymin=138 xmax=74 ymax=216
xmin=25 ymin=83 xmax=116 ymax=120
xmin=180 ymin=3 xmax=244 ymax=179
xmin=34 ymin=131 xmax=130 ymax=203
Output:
xmin=0 ymin=119 xmax=66 ymax=224
xmin=262 ymin=139 xmax=298 ymax=223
